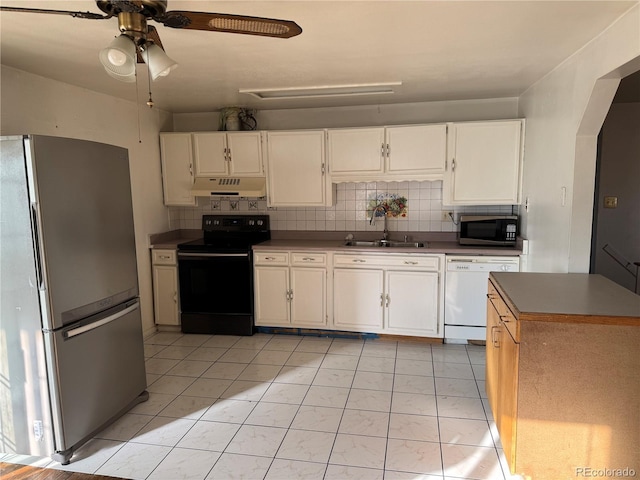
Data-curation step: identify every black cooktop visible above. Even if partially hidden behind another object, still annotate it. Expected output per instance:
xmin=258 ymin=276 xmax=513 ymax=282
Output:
xmin=178 ymin=214 xmax=270 ymax=253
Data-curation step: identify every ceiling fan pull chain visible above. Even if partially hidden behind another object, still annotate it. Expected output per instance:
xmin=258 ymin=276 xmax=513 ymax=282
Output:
xmin=146 ymin=50 xmax=154 ymax=108
xmin=134 ymin=62 xmax=142 ymax=143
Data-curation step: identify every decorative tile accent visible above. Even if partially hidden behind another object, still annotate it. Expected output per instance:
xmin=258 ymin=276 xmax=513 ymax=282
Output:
xmin=368 ymin=192 xmax=408 ymax=218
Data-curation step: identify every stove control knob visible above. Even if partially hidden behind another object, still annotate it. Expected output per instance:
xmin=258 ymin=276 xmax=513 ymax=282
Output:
xmin=249 ymin=220 xmax=255 ymax=226
xmin=257 ymin=220 xmax=264 ymax=226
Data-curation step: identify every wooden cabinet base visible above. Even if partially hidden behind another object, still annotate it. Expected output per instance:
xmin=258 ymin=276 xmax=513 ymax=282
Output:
xmin=511 ymin=321 xmax=639 ymax=479
xmin=487 ymin=274 xmax=640 ymax=480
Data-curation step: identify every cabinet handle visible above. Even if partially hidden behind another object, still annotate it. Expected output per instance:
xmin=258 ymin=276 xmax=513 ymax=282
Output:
xmin=452 ymin=158 xmax=456 ymax=172
xmin=381 ymin=143 xmax=385 ymax=157
xmin=302 ymin=257 xmax=315 ymax=261
xmin=491 ymin=325 xmax=500 ymax=348
xmin=500 ymin=315 xmax=511 ymax=323
xmin=159 ymin=255 xmax=171 ymax=259
xmin=287 ymin=289 xmax=293 ymax=301
xmin=264 ymin=256 xmax=277 ymax=261
xmin=403 ymin=261 xmax=418 ymax=265
xmin=445 ymin=159 xmax=448 ymax=171
xmin=321 ymin=163 xmax=326 ymax=174
xmin=380 ymin=293 xmax=385 ymax=307
xmin=386 ymin=143 xmax=390 ymax=158
xmin=173 ymin=293 xmax=177 ymax=303
xmin=385 ymin=294 xmax=390 ymax=307
xmin=352 ymin=259 xmax=366 ymax=263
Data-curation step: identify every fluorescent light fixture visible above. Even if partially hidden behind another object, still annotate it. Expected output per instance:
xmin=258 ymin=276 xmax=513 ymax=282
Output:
xmin=239 ymin=82 xmax=402 ymax=100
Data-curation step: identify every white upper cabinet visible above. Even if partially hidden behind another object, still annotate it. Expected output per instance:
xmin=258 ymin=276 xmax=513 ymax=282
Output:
xmin=443 ymin=120 xmax=524 ymax=205
xmin=265 ymin=130 xmax=333 ymax=207
xmin=328 ymin=124 xmax=447 ymax=181
xmin=159 ymin=133 xmax=195 ymax=206
xmin=193 ymin=131 xmax=263 ymax=177
xmin=328 ymin=127 xmax=385 ymax=176
xmin=385 ymin=124 xmax=447 ymax=176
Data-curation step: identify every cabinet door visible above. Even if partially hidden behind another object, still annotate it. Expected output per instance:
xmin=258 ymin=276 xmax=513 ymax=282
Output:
xmin=385 ymin=270 xmax=440 ymax=336
xmin=153 ymin=265 xmax=179 ymax=325
xmin=499 ymin=327 xmax=519 ymax=471
xmin=290 ymin=267 xmax=326 ymax=327
xmin=485 ymin=296 xmax=501 ymax=422
xmin=266 ymin=131 xmax=328 ymax=206
xmin=386 ymin=124 xmax=446 ymax=175
xmin=333 ymin=268 xmax=384 ymax=331
xmin=193 ymin=132 xmax=227 ymax=176
xmin=254 ymin=266 xmax=290 ymax=326
xmin=227 ymin=132 xmax=264 ymax=176
xmin=160 ymin=133 xmax=195 ymax=206
xmin=328 ymin=128 xmax=385 ymax=176
xmin=445 ymin=120 xmax=523 ymax=205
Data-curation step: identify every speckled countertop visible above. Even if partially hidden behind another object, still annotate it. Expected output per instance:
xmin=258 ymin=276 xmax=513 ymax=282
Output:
xmin=149 ymin=229 xmax=522 ymax=256
xmin=491 ymin=272 xmax=640 ymax=324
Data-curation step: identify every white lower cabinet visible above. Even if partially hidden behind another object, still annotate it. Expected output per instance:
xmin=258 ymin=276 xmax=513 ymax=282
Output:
xmin=333 ymin=253 xmax=444 ymax=337
xmin=152 ymin=249 xmax=180 ymax=326
xmin=254 ymin=251 xmax=327 ymax=328
xmin=333 ymin=268 xmax=384 ymax=330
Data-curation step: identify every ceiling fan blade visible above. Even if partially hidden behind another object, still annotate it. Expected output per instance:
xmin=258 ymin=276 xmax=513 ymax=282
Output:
xmin=0 ymin=5 xmax=110 ymax=20
xmin=158 ymin=11 xmax=302 ymax=39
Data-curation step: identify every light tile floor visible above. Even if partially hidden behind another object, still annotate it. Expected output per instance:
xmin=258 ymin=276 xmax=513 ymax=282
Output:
xmin=1 ymin=332 xmax=523 ymax=480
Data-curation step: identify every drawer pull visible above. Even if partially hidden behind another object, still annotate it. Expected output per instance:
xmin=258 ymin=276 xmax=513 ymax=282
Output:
xmin=265 ymin=256 xmax=277 ymax=261
xmin=403 ymin=261 xmax=418 ymax=265
xmin=491 ymin=325 xmax=501 ymax=348
xmin=302 ymin=257 xmax=315 ymax=261
xmin=352 ymin=259 xmax=366 ymax=263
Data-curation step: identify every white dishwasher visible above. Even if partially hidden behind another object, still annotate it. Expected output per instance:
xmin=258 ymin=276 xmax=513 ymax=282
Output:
xmin=444 ymin=255 xmax=520 ymax=343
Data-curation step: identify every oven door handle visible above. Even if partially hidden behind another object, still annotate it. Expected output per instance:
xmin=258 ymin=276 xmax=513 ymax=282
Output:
xmin=178 ymin=252 xmax=250 ymax=259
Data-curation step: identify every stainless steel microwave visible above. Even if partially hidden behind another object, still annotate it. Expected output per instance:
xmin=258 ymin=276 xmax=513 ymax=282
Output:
xmin=459 ymin=215 xmax=518 ymax=246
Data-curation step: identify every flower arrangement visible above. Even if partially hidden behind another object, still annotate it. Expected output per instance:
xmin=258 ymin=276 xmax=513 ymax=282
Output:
xmin=367 ymin=193 xmax=408 ymax=218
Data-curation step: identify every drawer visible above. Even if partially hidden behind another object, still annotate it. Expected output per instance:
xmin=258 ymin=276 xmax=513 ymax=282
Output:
xmin=152 ymin=249 xmax=176 ymax=265
xmin=291 ymin=252 xmax=327 ymax=266
xmin=501 ymin=308 xmax=518 ymax=342
xmin=334 ymin=253 xmax=440 ymax=270
xmin=254 ymin=251 xmax=289 ymax=266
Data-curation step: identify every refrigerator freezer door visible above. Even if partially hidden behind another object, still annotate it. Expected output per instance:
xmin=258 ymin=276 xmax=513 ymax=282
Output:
xmin=26 ymin=135 xmax=139 ymax=329
xmin=45 ymin=299 xmax=147 ymax=458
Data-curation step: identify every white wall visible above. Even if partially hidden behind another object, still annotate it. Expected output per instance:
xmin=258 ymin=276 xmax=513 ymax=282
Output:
xmin=173 ymin=97 xmax=519 ymax=132
xmin=0 ymin=66 xmax=171 ymax=337
xmin=518 ymin=4 xmax=640 ymax=272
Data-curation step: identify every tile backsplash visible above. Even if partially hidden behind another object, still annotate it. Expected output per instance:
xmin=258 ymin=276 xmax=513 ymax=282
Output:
xmin=168 ymin=181 xmax=515 ymax=233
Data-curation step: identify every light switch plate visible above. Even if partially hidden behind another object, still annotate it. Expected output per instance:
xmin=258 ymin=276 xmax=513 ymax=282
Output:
xmin=603 ymin=196 xmax=618 ymax=208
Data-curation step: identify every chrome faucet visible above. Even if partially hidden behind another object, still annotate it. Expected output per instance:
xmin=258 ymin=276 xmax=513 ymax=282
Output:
xmin=370 ymin=204 xmax=389 ymax=241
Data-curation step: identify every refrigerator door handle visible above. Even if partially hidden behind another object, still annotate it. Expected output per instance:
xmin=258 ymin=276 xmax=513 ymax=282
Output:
xmin=31 ymin=203 xmax=45 ymax=290
xmin=64 ymin=302 xmax=139 ymax=339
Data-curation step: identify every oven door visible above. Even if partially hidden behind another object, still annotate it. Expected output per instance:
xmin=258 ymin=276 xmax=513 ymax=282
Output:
xmin=178 ymin=252 xmax=253 ymax=316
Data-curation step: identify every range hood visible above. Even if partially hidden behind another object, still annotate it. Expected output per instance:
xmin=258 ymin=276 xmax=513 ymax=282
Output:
xmin=191 ymin=177 xmax=266 ymax=197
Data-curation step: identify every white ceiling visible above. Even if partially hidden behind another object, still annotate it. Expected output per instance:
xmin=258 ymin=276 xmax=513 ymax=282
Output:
xmin=0 ymin=1 xmax=636 ymax=113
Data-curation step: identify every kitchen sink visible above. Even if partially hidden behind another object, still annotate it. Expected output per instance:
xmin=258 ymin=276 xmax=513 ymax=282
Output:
xmin=344 ymin=240 xmax=427 ymax=248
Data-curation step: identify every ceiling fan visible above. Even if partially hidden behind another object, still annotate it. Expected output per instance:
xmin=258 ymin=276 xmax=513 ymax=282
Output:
xmin=0 ymin=0 xmax=302 ymax=83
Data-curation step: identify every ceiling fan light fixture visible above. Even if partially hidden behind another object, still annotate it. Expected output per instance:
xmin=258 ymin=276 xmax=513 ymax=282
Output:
xmin=99 ymin=34 xmax=136 ymax=78
xmin=142 ymin=43 xmax=178 ymax=81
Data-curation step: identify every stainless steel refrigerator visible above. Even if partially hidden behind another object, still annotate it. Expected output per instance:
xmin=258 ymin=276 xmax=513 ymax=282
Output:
xmin=0 ymin=135 xmax=148 ymax=464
